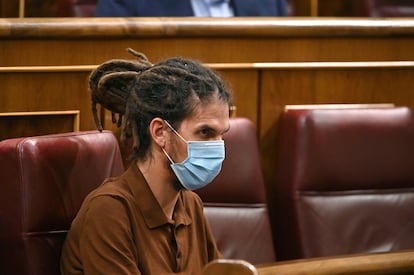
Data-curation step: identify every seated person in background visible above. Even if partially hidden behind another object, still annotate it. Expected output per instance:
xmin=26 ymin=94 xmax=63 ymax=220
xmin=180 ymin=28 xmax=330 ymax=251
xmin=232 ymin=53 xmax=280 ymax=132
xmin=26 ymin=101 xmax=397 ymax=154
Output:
xmin=95 ymin=0 xmax=287 ymax=17
xmin=60 ymin=49 xmax=233 ymax=274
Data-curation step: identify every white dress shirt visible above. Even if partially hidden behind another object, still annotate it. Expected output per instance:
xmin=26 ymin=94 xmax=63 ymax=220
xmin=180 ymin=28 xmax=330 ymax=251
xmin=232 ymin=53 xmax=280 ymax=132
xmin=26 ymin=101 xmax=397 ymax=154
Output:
xmin=190 ymin=0 xmax=235 ymax=17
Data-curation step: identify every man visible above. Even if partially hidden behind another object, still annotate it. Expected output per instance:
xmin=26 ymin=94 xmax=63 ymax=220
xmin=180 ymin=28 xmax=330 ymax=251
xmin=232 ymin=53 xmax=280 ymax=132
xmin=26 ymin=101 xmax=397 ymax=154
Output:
xmin=95 ymin=0 xmax=287 ymax=17
xmin=60 ymin=51 xmax=233 ymax=274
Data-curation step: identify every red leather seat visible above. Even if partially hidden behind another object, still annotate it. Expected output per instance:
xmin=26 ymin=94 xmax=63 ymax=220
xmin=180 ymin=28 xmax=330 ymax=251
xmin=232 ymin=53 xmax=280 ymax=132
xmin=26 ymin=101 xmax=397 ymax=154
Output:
xmin=270 ymin=106 xmax=414 ymax=261
xmin=196 ymin=117 xmax=277 ymax=265
xmin=57 ymin=0 xmax=97 ymax=17
xmin=0 ymin=130 xmax=124 ymax=275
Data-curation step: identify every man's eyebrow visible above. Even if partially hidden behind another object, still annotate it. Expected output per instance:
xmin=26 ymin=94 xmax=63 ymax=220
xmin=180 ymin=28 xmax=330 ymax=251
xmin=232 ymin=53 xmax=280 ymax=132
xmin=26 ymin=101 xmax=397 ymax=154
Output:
xmin=198 ymin=124 xmax=230 ymax=134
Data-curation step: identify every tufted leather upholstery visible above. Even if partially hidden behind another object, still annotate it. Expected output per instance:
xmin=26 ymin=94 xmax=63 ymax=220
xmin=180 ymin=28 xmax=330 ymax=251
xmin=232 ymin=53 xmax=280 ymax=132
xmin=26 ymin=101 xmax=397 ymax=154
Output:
xmin=270 ymin=106 xmax=414 ymax=261
xmin=0 ymin=130 xmax=124 ymax=275
xmin=196 ymin=117 xmax=277 ymax=265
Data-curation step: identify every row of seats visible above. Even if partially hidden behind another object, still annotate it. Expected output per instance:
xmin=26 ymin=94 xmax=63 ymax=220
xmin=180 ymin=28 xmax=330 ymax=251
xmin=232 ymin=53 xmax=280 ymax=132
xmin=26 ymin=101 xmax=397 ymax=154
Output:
xmin=1 ymin=106 xmax=414 ymax=274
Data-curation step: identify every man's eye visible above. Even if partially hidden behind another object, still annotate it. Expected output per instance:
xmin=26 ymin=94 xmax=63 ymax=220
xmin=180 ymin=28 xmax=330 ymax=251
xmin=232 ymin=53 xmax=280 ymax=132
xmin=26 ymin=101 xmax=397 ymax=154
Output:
xmin=200 ymin=128 xmax=211 ymax=136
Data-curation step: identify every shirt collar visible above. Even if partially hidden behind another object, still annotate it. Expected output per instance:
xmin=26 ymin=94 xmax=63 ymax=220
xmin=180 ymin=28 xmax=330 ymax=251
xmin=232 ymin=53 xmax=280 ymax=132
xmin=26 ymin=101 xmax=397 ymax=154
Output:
xmin=206 ymin=0 xmax=230 ymax=5
xmin=124 ymin=163 xmax=192 ymax=229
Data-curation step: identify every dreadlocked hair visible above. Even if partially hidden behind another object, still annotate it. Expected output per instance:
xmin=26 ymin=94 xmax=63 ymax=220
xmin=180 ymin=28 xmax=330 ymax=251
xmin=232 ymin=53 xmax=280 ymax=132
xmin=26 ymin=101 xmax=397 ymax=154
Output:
xmin=89 ymin=48 xmax=152 ymax=131
xmin=90 ymin=49 xmax=232 ymax=160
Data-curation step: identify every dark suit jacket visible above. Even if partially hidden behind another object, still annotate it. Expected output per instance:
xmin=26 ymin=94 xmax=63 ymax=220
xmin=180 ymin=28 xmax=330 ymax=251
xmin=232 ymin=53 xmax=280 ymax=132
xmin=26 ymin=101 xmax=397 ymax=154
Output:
xmin=95 ymin=0 xmax=287 ymax=17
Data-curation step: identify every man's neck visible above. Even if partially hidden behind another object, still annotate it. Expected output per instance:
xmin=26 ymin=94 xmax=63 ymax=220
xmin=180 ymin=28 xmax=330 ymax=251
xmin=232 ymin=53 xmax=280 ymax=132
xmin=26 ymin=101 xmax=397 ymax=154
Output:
xmin=136 ymin=157 xmax=180 ymax=220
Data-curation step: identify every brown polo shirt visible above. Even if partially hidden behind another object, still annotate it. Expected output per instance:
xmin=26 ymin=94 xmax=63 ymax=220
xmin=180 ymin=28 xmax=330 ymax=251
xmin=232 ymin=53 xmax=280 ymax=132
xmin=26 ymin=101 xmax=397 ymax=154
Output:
xmin=60 ymin=163 xmax=221 ymax=275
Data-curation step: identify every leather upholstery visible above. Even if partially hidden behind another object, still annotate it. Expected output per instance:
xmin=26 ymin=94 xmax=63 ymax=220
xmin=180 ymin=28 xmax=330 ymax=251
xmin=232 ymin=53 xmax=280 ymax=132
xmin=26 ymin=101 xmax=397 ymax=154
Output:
xmin=57 ymin=0 xmax=97 ymax=17
xmin=196 ymin=117 xmax=277 ymax=264
xmin=270 ymin=107 xmax=414 ymax=260
xmin=0 ymin=130 xmax=124 ymax=275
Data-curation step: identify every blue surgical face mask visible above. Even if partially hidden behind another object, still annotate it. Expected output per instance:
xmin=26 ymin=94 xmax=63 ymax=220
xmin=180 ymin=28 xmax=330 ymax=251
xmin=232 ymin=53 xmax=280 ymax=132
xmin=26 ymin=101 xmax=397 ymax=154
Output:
xmin=162 ymin=120 xmax=225 ymax=190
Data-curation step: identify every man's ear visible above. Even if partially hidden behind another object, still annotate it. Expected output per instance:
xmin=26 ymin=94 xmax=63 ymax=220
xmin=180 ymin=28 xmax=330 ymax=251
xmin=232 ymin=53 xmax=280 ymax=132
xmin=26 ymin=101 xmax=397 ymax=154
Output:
xmin=149 ymin=117 xmax=168 ymax=148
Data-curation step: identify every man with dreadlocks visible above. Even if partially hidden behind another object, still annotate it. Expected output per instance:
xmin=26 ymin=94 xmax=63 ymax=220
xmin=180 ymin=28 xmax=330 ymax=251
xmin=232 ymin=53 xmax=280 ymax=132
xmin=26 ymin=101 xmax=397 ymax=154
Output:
xmin=60 ymin=49 xmax=233 ymax=274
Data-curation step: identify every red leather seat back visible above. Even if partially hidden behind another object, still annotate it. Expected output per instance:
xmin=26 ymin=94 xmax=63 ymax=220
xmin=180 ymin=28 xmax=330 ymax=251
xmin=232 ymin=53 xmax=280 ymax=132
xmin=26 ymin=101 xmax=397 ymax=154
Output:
xmin=57 ymin=0 xmax=97 ymax=17
xmin=271 ymin=107 xmax=414 ymax=260
xmin=196 ymin=117 xmax=277 ymax=264
xmin=0 ymin=130 xmax=124 ymax=275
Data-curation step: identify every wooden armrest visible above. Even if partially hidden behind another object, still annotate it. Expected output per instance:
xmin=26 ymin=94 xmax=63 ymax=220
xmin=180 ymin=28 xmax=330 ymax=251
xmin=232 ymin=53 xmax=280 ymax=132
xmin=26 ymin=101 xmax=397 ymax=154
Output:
xmin=257 ymin=249 xmax=414 ymax=275
xmin=203 ymin=259 xmax=258 ymax=275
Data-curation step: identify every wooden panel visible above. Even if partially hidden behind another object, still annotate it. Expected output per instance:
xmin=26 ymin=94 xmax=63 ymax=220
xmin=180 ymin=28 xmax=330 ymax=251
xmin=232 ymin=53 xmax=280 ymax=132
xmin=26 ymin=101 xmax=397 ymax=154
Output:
xmin=0 ymin=110 xmax=79 ymax=140
xmin=289 ymin=0 xmax=312 ymax=16
xmin=259 ymin=64 xmax=414 ymax=189
xmin=0 ymin=65 xmax=260 ymax=139
xmin=0 ymin=0 xmax=19 ymax=17
xmin=24 ymin=0 xmax=57 ymax=17
xmin=284 ymin=103 xmax=395 ymax=110
xmin=3 ymin=37 xmax=414 ymax=65
xmin=1 ymin=18 xmax=414 ymax=66
xmin=318 ymin=0 xmax=355 ymax=16
xmin=216 ymin=70 xmax=259 ymax=125
xmin=0 ymin=69 xmax=96 ymax=131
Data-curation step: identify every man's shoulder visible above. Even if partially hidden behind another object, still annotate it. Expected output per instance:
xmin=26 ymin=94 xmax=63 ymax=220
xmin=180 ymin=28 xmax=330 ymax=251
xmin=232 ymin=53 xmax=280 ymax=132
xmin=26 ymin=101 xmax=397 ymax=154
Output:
xmin=85 ymin=175 xmax=132 ymax=204
xmin=181 ymin=190 xmax=204 ymax=207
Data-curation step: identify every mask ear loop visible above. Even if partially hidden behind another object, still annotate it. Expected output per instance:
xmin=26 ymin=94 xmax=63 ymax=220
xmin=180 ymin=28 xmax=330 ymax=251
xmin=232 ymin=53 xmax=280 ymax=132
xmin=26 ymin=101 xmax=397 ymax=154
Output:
xmin=161 ymin=147 xmax=175 ymax=165
xmin=163 ymin=120 xmax=188 ymax=144
xmin=161 ymin=120 xmax=183 ymax=165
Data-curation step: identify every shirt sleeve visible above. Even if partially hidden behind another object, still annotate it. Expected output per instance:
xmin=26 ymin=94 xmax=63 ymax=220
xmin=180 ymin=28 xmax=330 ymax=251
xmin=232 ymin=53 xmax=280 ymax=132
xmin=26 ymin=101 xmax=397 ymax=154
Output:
xmin=79 ymin=195 xmax=141 ymax=275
